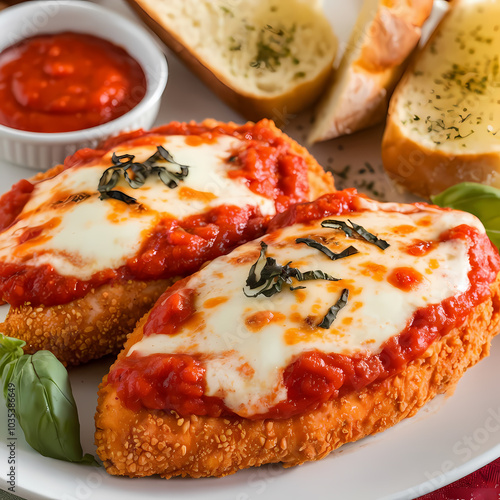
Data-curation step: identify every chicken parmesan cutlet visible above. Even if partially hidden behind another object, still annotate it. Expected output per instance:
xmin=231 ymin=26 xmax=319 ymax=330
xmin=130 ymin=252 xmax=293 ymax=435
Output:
xmin=95 ymin=189 xmax=500 ymax=478
xmin=0 ymin=119 xmax=334 ymax=365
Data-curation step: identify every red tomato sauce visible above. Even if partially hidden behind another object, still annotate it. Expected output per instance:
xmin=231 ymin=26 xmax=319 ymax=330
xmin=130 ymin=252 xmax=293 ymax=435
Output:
xmin=0 ymin=121 xmax=312 ymax=307
xmin=387 ymin=267 xmax=424 ymax=291
xmin=64 ymin=120 xmax=311 ymax=207
xmin=0 ymin=179 xmax=34 ymax=231
xmin=0 ymin=32 xmax=146 ymax=133
xmin=406 ymin=239 xmax=437 ymax=256
xmin=108 ymin=191 xmax=500 ymax=420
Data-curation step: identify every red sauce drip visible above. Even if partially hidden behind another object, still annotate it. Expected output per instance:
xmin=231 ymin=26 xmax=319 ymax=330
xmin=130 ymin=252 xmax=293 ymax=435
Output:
xmin=63 ymin=120 xmax=310 ymax=205
xmin=127 ymin=205 xmax=266 ymax=280
xmin=406 ymin=239 xmax=437 ymax=256
xmin=387 ymin=267 xmax=424 ymax=292
xmin=0 ymin=32 xmax=146 ymax=133
xmin=0 ymin=121 xmax=312 ymax=307
xmin=268 ymin=188 xmax=361 ymax=232
xmin=108 ymin=195 xmax=500 ymax=420
xmin=143 ymin=284 xmax=196 ymax=337
xmin=107 ymin=352 xmax=226 ymax=416
xmin=0 ymin=205 xmax=265 ymax=307
xmin=0 ymin=179 xmax=34 ymax=231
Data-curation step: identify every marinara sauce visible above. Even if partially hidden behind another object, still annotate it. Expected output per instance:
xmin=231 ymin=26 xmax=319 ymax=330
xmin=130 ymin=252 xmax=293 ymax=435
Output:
xmin=0 ymin=32 xmax=146 ymax=133
xmin=108 ymin=191 xmax=500 ymax=419
xmin=0 ymin=121 xmax=310 ymax=307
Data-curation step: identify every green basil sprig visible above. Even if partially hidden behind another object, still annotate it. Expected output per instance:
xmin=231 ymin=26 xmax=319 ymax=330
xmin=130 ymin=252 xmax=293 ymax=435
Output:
xmin=244 ymin=241 xmax=339 ymax=298
xmin=431 ymin=182 xmax=500 ymax=249
xmin=0 ymin=334 xmax=98 ymax=465
xmin=98 ymin=146 xmax=190 ymax=205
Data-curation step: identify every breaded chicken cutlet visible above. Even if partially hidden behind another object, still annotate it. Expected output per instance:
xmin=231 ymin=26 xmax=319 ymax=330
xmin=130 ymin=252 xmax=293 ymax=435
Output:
xmin=96 ymin=190 xmax=500 ymax=477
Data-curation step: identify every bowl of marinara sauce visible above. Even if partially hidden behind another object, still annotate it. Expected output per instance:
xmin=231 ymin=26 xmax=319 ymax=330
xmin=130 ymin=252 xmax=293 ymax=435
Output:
xmin=0 ymin=1 xmax=168 ymax=170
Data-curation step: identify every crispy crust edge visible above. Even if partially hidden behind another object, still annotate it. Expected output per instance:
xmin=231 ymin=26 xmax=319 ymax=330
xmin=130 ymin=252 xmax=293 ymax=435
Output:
xmin=0 ymin=279 xmax=171 ymax=366
xmin=95 ymin=274 xmax=500 ymax=478
xmin=382 ymin=111 xmax=500 ymax=198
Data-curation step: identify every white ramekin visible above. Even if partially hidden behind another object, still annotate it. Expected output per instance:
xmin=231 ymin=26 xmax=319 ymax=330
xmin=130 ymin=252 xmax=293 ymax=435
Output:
xmin=0 ymin=0 xmax=168 ymax=170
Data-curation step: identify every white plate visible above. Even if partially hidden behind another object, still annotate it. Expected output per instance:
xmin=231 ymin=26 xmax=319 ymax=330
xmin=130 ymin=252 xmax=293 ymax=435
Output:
xmin=2 ymin=1 xmax=498 ymax=499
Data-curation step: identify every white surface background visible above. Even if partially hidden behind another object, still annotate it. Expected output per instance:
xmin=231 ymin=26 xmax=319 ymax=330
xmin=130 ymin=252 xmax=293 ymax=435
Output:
xmin=2 ymin=1 xmax=499 ymax=499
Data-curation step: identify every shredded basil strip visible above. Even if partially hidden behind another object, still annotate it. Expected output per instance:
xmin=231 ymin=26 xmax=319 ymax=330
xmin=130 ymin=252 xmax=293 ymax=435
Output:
xmin=0 ymin=334 xmax=98 ymax=465
xmin=244 ymin=241 xmax=339 ymax=298
xmin=100 ymin=190 xmax=137 ymax=205
xmin=295 ymin=237 xmax=359 ymax=260
xmin=321 ymin=219 xmax=390 ymax=250
xmin=98 ymin=145 xmax=190 ymax=204
xmin=318 ymin=288 xmax=350 ymax=329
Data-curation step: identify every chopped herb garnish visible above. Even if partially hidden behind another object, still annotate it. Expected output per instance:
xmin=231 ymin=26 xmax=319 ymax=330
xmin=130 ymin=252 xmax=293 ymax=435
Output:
xmin=244 ymin=241 xmax=338 ymax=298
xmin=101 ymin=190 xmax=137 ymax=205
xmin=220 ymin=6 xmax=233 ymax=16
xmin=98 ymin=146 xmax=190 ymax=204
xmin=296 ymin=238 xmax=359 ymax=261
xmin=250 ymin=23 xmax=297 ymax=71
xmin=332 ymin=164 xmax=350 ymax=180
xmin=321 ymin=219 xmax=390 ymax=250
xmin=318 ymin=288 xmax=349 ymax=329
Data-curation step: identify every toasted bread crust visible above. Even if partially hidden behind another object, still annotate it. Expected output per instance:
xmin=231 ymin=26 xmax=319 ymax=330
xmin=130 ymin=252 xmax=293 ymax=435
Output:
xmin=125 ymin=0 xmax=335 ymax=124
xmin=308 ymin=0 xmax=433 ymax=142
xmin=382 ymin=107 xmax=500 ymax=199
xmin=95 ymin=274 xmax=500 ymax=478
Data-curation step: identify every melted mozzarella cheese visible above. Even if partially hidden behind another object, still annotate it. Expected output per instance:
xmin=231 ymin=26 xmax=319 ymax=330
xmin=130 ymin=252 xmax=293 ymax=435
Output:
xmin=130 ymin=204 xmax=484 ymax=417
xmin=0 ymin=135 xmax=276 ymax=280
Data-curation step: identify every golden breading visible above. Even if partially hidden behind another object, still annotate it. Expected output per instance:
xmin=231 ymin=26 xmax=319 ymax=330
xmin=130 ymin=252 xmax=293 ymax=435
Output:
xmin=95 ymin=275 xmax=500 ymax=478
xmin=1 ymin=279 xmax=170 ymax=366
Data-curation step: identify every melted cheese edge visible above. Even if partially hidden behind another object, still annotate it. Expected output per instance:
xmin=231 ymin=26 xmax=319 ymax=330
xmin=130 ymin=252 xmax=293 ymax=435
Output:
xmin=0 ymin=135 xmax=276 ymax=280
xmin=130 ymin=205 xmax=484 ymax=417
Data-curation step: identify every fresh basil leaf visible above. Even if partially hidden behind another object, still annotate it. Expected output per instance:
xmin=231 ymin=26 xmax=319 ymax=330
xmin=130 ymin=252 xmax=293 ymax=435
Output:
xmin=98 ymin=146 xmax=191 ymax=204
xmin=0 ymin=335 xmax=24 ymax=399
xmin=155 ymin=145 xmax=191 ymax=178
xmin=97 ymin=168 xmax=120 ymax=193
xmin=292 ymin=268 xmax=338 ymax=282
xmin=296 ymin=238 xmax=359 ymax=261
xmin=245 ymin=241 xmax=269 ymax=289
xmin=244 ymin=241 xmax=339 ymax=298
xmin=431 ymin=182 xmax=500 ymax=248
xmin=157 ymin=168 xmax=181 ymax=189
xmin=0 ymin=335 xmax=98 ymax=465
xmin=112 ymin=152 xmax=134 ymax=165
xmin=347 ymin=219 xmax=389 ymax=250
xmin=321 ymin=220 xmax=356 ymax=238
xmin=321 ymin=219 xmax=390 ymax=250
xmin=318 ymin=288 xmax=349 ymax=329
xmin=100 ymin=190 xmax=137 ymax=205
xmin=124 ymin=163 xmax=148 ymax=189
